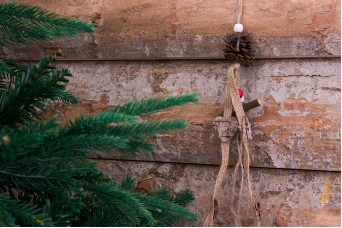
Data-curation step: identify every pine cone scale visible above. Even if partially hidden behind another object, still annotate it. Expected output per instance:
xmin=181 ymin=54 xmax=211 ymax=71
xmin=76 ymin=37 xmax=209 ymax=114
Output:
xmin=223 ymin=32 xmax=255 ymax=67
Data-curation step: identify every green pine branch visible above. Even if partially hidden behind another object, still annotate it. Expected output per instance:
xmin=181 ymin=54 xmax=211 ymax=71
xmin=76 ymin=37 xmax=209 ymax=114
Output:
xmin=48 ymin=190 xmax=85 ymax=226
xmin=112 ymin=93 xmax=199 ymax=116
xmin=0 ymin=60 xmax=10 ymax=75
xmin=65 ymin=112 xmax=139 ymax=136
xmin=0 ymin=54 xmax=79 ymax=127
xmin=78 ymin=181 xmax=198 ymax=227
xmin=0 ymin=1 xmax=201 ymax=223
xmin=136 ymin=191 xmax=198 ymax=226
xmin=83 ymin=182 xmax=157 ymax=226
xmin=0 ymin=2 xmax=94 ymax=47
xmin=0 ymin=161 xmax=77 ymax=193
xmin=151 ymin=188 xmax=195 ymax=207
xmin=0 ymin=194 xmax=53 ymax=227
xmin=0 ymin=59 xmax=26 ymax=90
xmin=66 ymin=117 xmax=187 ymax=147
xmin=72 ymin=169 xmax=112 ymax=185
xmin=46 ymin=134 xmax=132 ymax=154
xmin=107 ymin=119 xmax=188 ymax=136
xmin=62 ymin=99 xmax=194 ymax=155
xmin=0 ymin=58 xmax=200 ymax=226
xmin=119 ymin=175 xmax=136 ymax=190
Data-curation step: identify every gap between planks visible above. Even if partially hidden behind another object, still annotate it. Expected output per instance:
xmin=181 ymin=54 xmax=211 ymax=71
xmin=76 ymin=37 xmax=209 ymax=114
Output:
xmin=16 ymin=55 xmax=341 ymax=62
xmin=90 ymin=157 xmax=341 ymax=173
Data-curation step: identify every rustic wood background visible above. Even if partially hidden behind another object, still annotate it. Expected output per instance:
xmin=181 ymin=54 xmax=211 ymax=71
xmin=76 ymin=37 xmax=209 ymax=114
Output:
xmin=2 ymin=0 xmax=341 ymax=226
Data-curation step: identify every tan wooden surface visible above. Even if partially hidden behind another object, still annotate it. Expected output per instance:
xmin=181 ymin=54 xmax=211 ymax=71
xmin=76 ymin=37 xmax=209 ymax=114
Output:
xmin=97 ymin=159 xmax=341 ymax=227
xmin=1 ymin=0 xmax=340 ymax=60
xmin=43 ymin=58 xmax=341 ymax=172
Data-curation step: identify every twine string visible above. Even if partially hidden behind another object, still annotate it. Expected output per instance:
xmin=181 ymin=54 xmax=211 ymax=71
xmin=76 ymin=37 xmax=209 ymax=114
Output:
xmin=236 ymin=0 xmax=243 ymax=51
xmin=204 ymin=63 xmax=260 ymax=226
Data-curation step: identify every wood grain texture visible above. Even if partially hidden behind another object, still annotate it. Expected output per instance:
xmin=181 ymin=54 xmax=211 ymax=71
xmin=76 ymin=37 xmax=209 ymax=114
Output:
xmin=96 ymin=159 xmax=341 ymax=227
xmin=0 ymin=0 xmax=340 ymax=60
xmin=42 ymin=58 xmax=341 ymax=171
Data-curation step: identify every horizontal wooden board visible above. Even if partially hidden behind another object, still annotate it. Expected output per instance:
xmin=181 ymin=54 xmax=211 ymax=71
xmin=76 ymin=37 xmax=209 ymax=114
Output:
xmin=0 ymin=0 xmax=340 ymax=60
xmin=43 ymin=58 xmax=341 ymax=171
xmin=96 ymin=159 xmax=341 ymax=226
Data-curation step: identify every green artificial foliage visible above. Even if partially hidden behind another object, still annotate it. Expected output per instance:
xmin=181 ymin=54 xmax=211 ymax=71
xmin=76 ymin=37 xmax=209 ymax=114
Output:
xmin=0 ymin=2 xmax=94 ymax=47
xmin=112 ymin=93 xmax=200 ymax=116
xmin=0 ymin=194 xmax=53 ymax=227
xmin=0 ymin=2 xmax=199 ymax=226
xmin=0 ymin=53 xmax=79 ymax=128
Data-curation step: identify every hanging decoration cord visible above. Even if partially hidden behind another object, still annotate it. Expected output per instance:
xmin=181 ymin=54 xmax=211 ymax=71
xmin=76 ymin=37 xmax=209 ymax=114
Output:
xmin=204 ymin=64 xmax=238 ymax=227
xmin=236 ymin=0 xmax=243 ymax=51
xmin=204 ymin=63 xmax=261 ymax=227
xmin=237 ymin=0 xmax=243 ymax=24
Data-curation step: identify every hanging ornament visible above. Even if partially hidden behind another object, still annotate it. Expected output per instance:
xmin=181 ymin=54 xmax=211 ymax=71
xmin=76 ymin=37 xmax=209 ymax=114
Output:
xmin=204 ymin=0 xmax=261 ymax=227
xmin=223 ymin=0 xmax=255 ymax=67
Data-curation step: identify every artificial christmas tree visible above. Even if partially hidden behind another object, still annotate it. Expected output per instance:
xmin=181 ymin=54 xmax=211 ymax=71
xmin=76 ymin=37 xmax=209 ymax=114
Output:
xmin=0 ymin=2 xmax=199 ymax=226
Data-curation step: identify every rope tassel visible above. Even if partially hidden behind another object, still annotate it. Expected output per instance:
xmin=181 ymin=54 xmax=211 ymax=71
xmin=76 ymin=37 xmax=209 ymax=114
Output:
xmin=204 ymin=63 xmax=260 ymax=227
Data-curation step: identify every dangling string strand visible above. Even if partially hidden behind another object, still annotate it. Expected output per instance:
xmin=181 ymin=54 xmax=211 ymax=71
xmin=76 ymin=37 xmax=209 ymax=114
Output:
xmin=243 ymin=136 xmax=261 ymax=226
xmin=204 ymin=64 xmax=238 ymax=227
xmin=237 ymin=0 xmax=243 ymax=24
xmin=206 ymin=63 xmax=261 ymax=226
xmin=236 ymin=0 xmax=243 ymax=51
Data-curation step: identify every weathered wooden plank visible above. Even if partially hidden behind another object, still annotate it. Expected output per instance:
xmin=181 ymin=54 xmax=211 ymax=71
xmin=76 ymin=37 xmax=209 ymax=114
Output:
xmin=96 ymin=159 xmax=341 ymax=227
xmin=1 ymin=0 xmax=340 ymax=60
xmin=43 ymin=58 xmax=341 ymax=171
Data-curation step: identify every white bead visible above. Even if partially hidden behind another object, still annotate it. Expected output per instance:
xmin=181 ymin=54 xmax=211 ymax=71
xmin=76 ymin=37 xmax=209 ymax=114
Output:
xmin=240 ymin=96 xmax=245 ymax=103
xmin=234 ymin=23 xmax=244 ymax=33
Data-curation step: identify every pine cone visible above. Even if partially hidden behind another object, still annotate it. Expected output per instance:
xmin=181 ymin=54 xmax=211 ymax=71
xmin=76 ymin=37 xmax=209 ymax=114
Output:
xmin=223 ymin=32 xmax=255 ymax=67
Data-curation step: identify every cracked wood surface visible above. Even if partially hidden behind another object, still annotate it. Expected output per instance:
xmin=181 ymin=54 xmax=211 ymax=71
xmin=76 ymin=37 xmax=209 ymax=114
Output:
xmin=44 ymin=58 xmax=341 ymax=171
xmin=0 ymin=0 xmax=340 ymax=60
xmin=97 ymin=160 xmax=341 ymax=227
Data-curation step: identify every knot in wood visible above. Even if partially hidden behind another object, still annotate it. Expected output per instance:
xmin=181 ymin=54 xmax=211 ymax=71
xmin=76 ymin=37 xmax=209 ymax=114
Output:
xmin=212 ymin=116 xmax=239 ymax=142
